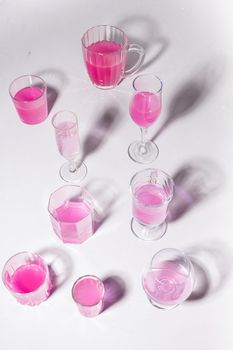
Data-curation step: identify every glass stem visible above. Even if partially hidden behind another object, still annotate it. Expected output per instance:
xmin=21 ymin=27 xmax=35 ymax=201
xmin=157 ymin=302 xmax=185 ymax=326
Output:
xmin=139 ymin=128 xmax=147 ymax=154
xmin=69 ymin=159 xmax=77 ymax=173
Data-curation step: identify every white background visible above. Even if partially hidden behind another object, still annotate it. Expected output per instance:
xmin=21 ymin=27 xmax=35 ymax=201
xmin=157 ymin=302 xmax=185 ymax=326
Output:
xmin=0 ymin=0 xmax=233 ymax=349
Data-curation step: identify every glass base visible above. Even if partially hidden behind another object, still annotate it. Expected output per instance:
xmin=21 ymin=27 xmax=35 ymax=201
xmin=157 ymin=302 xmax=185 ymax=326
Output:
xmin=59 ymin=161 xmax=87 ymax=183
xmin=131 ymin=218 xmax=167 ymax=241
xmin=128 ymin=140 xmax=159 ymax=164
xmin=148 ymin=298 xmax=179 ymax=310
xmin=92 ymin=82 xmax=117 ymax=90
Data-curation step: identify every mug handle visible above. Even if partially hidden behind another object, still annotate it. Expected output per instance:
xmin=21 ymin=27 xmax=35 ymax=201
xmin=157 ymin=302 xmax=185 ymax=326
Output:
xmin=124 ymin=44 xmax=145 ymax=77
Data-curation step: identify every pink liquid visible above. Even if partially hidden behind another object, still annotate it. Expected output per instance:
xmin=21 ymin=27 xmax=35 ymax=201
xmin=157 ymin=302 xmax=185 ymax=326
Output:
xmin=11 ymin=264 xmax=46 ymax=293
xmin=84 ymin=41 xmax=125 ymax=87
xmin=73 ymin=277 xmax=103 ymax=306
xmin=55 ymin=121 xmax=80 ymax=160
xmin=143 ymin=261 xmax=193 ymax=306
xmin=52 ymin=200 xmax=93 ymax=244
xmin=129 ymin=91 xmax=161 ymax=128
xmin=13 ymin=86 xmax=48 ymax=124
xmin=133 ymin=183 xmax=168 ymax=225
xmin=54 ymin=200 xmax=91 ymax=222
xmin=73 ymin=277 xmax=104 ymax=317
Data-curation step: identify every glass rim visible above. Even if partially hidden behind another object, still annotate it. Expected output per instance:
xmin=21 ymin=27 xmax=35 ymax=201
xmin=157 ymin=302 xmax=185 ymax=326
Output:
xmin=71 ymin=274 xmax=105 ymax=307
xmin=130 ymin=168 xmax=174 ymax=208
xmin=149 ymin=248 xmax=194 ymax=277
xmin=52 ymin=110 xmax=78 ymax=130
xmin=48 ymin=185 xmax=93 ymax=223
xmin=132 ymin=74 xmax=163 ymax=94
xmin=81 ymin=24 xmax=129 ymax=53
xmin=9 ymin=74 xmax=47 ymax=101
xmin=2 ymin=251 xmax=49 ymax=295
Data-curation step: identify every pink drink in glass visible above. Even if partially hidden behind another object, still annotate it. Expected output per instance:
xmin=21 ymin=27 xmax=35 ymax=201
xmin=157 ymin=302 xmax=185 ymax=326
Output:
xmin=2 ymin=252 xmax=51 ymax=306
xmin=55 ymin=121 xmax=80 ymax=160
xmin=85 ymin=41 xmax=125 ymax=87
xmin=10 ymin=75 xmax=48 ymax=125
xmin=11 ymin=264 xmax=46 ymax=293
xmin=130 ymin=169 xmax=174 ymax=241
xmin=129 ymin=91 xmax=161 ymax=128
xmin=133 ymin=183 xmax=168 ymax=225
xmin=14 ymin=86 xmax=47 ymax=124
xmin=52 ymin=200 xmax=93 ymax=244
xmin=143 ymin=261 xmax=194 ymax=307
xmin=72 ymin=275 xmax=105 ymax=317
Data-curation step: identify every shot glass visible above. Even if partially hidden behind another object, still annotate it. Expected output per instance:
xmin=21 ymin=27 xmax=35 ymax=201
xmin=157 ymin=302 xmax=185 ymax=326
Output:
xmin=130 ymin=168 xmax=174 ymax=241
xmin=72 ymin=275 xmax=105 ymax=317
xmin=48 ymin=185 xmax=94 ymax=244
xmin=142 ymin=248 xmax=195 ymax=309
xmin=9 ymin=75 xmax=48 ymax=124
xmin=2 ymin=252 xmax=52 ymax=306
xmin=82 ymin=25 xmax=145 ymax=89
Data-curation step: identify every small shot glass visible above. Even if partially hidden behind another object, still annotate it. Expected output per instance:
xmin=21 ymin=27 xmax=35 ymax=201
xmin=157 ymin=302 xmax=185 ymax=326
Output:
xmin=72 ymin=275 xmax=105 ymax=317
xmin=2 ymin=252 xmax=52 ymax=306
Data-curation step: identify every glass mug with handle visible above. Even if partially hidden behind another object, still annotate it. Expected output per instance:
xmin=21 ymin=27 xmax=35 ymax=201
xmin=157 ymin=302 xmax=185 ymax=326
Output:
xmin=82 ymin=25 xmax=145 ymax=89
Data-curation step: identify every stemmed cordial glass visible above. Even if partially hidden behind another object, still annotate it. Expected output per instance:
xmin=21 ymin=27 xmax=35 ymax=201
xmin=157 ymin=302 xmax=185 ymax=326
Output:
xmin=130 ymin=168 xmax=174 ymax=241
xmin=52 ymin=111 xmax=87 ymax=182
xmin=128 ymin=74 xmax=163 ymax=164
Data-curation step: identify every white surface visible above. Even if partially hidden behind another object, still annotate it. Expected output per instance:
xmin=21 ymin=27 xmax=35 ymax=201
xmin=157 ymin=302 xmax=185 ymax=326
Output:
xmin=0 ymin=0 xmax=233 ymax=349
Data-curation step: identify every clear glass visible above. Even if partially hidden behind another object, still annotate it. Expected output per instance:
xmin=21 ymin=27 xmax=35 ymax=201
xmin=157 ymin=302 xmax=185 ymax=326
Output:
xmin=130 ymin=168 xmax=174 ymax=240
xmin=2 ymin=252 xmax=52 ymax=306
xmin=142 ymin=248 xmax=195 ymax=309
xmin=128 ymin=74 xmax=163 ymax=163
xmin=48 ymin=185 xmax=94 ymax=244
xmin=72 ymin=275 xmax=105 ymax=317
xmin=52 ymin=110 xmax=87 ymax=182
xmin=9 ymin=75 xmax=48 ymax=125
xmin=82 ymin=25 xmax=145 ymax=89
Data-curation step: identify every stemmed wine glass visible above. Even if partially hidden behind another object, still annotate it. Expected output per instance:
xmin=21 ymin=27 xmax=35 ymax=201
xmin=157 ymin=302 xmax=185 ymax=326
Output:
xmin=52 ymin=110 xmax=87 ymax=182
xmin=142 ymin=248 xmax=195 ymax=310
xmin=128 ymin=74 xmax=163 ymax=164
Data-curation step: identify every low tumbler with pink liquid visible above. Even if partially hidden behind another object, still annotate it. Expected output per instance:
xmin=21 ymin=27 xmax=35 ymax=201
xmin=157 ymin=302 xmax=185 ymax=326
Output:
xmin=2 ymin=252 xmax=52 ymax=306
xmin=48 ymin=185 xmax=93 ymax=244
xmin=130 ymin=168 xmax=174 ymax=240
xmin=9 ymin=75 xmax=48 ymax=124
xmin=129 ymin=74 xmax=162 ymax=163
xmin=142 ymin=249 xmax=194 ymax=309
xmin=82 ymin=25 xmax=145 ymax=89
xmin=72 ymin=275 xmax=105 ymax=317
xmin=52 ymin=111 xmax=87 ymax=182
